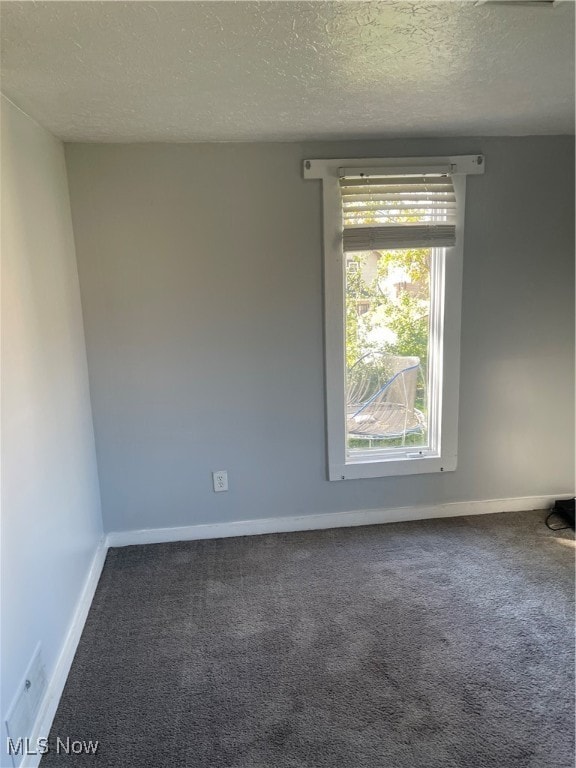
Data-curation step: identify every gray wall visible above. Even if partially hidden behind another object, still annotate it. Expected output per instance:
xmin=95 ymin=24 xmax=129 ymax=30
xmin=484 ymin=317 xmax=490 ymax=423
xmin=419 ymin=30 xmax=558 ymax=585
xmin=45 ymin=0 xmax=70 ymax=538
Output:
xmin=64 ymin=137 xmax=575 ymax=534
xmin=1 ymin=97 xmax=103 ymax=755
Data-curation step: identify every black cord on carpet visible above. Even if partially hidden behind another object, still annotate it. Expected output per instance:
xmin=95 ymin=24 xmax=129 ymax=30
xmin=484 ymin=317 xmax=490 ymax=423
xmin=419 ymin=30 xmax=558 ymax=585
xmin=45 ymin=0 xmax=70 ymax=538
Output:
xmin=545 ymin=510 xmax=571 ymax=532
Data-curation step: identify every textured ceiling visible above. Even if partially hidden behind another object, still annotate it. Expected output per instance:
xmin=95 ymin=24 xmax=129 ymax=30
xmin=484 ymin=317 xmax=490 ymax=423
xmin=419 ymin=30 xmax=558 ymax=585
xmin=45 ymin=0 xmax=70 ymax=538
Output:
xmin=1 ymin=1 xmax=574 ymax=142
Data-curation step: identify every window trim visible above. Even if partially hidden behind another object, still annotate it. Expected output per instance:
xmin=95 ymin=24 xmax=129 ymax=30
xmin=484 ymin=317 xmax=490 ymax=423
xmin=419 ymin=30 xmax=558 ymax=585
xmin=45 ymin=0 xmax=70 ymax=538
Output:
xmin=304 ymin=155 xmax=484 ymax=481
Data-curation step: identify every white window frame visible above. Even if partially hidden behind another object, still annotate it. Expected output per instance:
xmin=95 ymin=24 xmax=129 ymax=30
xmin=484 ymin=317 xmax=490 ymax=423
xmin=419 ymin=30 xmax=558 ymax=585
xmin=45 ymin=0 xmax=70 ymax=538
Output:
xmin=304 ymin=155 xmax=484 ymax=481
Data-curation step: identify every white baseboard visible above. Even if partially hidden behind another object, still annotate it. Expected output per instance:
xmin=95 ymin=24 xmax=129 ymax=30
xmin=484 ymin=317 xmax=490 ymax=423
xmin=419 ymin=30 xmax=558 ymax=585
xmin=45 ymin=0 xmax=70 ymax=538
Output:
xmin=19 ymin=539 xmax=108 ymax=768
xmin=106 ymin=493 xmax=571 ymax=548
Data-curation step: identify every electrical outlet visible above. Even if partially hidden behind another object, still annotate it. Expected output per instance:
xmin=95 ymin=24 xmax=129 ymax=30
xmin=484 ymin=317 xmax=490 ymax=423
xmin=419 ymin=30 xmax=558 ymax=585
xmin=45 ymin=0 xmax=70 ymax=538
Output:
xmin=212 ymin=470 xmax=228 ymax=492
xmin=5 ymin=644 xmax=46 ymax=753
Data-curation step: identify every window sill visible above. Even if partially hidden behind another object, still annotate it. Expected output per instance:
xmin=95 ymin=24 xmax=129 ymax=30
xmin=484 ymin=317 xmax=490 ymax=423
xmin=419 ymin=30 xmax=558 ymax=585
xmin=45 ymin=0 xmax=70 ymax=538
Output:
xmin=329 ymin=454 xmax=457 ymax=480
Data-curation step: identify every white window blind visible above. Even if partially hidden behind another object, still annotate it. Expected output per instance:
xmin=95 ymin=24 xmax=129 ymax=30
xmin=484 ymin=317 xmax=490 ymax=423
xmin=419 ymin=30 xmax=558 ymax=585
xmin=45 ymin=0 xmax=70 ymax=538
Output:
xmin=340 ymin=172 xmax=457 ymax=252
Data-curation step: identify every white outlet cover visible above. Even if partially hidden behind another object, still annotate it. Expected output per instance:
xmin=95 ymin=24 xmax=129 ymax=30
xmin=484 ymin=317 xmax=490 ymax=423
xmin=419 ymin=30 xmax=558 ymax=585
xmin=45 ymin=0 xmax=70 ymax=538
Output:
xmin=212 ymin=471 xmax=228 ymax=492
xmin=5 ymin=644 xmax=47 ymax=745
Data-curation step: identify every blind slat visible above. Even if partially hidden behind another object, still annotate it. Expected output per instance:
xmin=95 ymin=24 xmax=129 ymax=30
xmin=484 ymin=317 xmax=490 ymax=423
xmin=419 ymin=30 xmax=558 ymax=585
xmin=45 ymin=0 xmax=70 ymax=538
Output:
xmin=339 ymin=175 xmax=451 ymax=187
xmin=342 ymin=193 xmax=456 ymax=203
xmin=343 ymin=202 xmax=457 ymax=212
xmin=340 ymin=172 xmax=456 ymax=252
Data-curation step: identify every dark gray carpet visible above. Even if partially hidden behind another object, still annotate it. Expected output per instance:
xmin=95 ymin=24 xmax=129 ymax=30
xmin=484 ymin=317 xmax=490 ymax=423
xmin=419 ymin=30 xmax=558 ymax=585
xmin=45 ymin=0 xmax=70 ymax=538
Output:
xmin=42 ymin=510 xmax=574 ymax=768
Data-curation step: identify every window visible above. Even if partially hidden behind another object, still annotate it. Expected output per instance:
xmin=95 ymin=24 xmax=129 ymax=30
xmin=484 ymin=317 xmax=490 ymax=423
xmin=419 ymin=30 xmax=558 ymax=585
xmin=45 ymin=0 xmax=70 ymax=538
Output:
xmin=304 ymin=155 xmax=484 ymax=480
